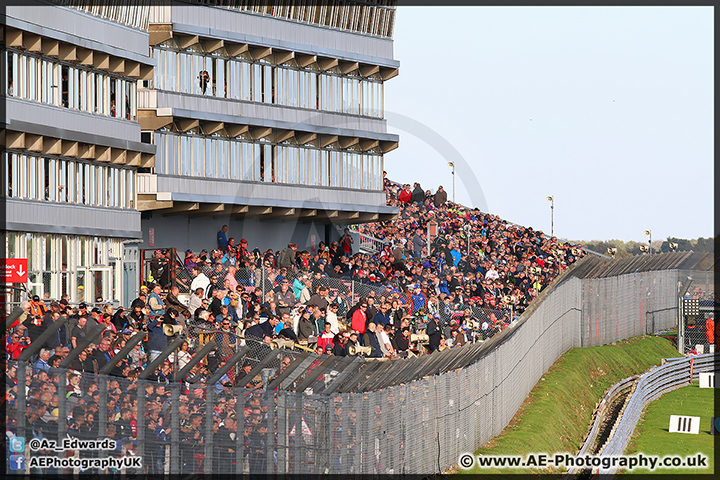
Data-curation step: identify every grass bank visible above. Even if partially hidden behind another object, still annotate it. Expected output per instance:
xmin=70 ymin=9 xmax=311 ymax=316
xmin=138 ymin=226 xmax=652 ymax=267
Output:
xmin=459 ymin=335 xmax=679 ymax=475
xmin=624 ymin=382 xmax=714 ymax=474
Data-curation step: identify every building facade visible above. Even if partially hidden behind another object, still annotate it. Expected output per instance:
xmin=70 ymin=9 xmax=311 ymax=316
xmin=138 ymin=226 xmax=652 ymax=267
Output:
xmin=3 ymin=0 xmax=155 ymax=307
xmin=136 ymin=0 xmax=399 ymax=253
xmin=3 ymin=0 xmax=399 ymax=307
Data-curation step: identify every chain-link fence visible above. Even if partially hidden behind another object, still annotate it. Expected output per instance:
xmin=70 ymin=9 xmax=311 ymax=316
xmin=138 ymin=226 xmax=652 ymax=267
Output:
xmin=6 ymin=255 xmax=714 ymax=475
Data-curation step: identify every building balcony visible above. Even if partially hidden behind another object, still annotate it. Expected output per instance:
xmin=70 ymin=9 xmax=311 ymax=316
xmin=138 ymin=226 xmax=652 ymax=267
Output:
xmin=137 ymin=173 xmax=397 ymax=223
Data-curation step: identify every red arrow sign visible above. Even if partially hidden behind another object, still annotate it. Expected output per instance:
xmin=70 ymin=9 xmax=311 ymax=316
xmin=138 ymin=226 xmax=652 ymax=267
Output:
xmin=1 ymin=259 xmax=28 ymax=283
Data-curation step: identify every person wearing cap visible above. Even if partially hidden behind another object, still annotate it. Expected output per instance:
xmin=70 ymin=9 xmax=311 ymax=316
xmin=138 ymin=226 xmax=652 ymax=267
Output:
xmin=434 ymin=185 xmax=448 ymax=207
xmin=238 ymin=238 xmax=251 ymax=262
xmin=426 ymin=313 xmax=442 ymax=352
xmin=28 ymin=294 xmax=48 ymax=317
xmin=297 ymin=308 xmax=315 ymax=343
xmin=351 ymin=301 xmax=368 ymax=339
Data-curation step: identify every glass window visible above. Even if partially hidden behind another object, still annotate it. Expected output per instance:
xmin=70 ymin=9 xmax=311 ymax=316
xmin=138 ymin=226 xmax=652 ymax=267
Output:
xmin=155 ymin=132 xmax=165 ymax=174
xmin=218 ymin=139 xmax=227 ymax=178
xmin=320 ymin=150 xmax=329 ymax=186
xmin=127 ymin=169 xmax=134 ymax=209
xmin=193 ymin=136 xmax=203 ymax=177
xmin=67 ymin=160 xmax=75 ymax=204
xmin=28 ymin=155 xmax=36 ymax=199
xmin=205 ymin=137 xmax=214 ymax=177
xmin=106 ymin=168 xmax=113 ymax=207
xmin=179 ymin=52 xmax=188 ymax=93
xmin=252 ymin=63 xmax=261 ymax=102
xmin=45 ymin=158 xmax=54 ymax=201
xmin=253 ymin=143 xmax=261 ymax=181
xmin=215 ymin=57 xmax=225 ymax=97
xmin=167 ymin=133 xmax=177 ymax=176
xmin=119 ymin=168 xmax=126 ymax=208
xmin=2 ymin=152 xmax=9 ymax=198
xmin=180 ymin=135 xmax=189 ymax=176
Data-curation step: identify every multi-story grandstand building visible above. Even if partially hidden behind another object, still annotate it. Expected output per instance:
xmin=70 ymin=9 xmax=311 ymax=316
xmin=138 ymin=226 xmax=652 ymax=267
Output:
xmin=3 ymin=1 xmax=156 ymax=307
xmin=3 ymin=0 xmax=400 ymax=307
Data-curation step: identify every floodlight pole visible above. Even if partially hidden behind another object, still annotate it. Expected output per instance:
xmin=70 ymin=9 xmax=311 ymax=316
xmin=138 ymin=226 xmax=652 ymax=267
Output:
xmin=547 ymin=196 xmax=554 ymax=237
xmin=448 ymin=162 xmax=455 ymax=203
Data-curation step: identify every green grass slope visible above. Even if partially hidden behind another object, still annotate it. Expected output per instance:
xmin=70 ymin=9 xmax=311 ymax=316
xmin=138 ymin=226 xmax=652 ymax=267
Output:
xmin=624 ymin=382 xmax=714 ymax=474
xmin=459 ymin=335 xmax=679 ymax=475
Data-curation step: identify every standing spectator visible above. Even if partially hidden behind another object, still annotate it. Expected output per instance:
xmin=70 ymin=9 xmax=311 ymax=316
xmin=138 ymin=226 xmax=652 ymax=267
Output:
xmin=325 ymin=303 xmax=340 ymax=334
xmin=411 ymin=182 xmax=424 ymax=204
xmin=426 ymin=314 xmax=442 ymax=352
xmin=188 ymin=288 xmax=205 ymax=316
xmin=275 ymin=280 xmax=296 ymax=316
xmin=146 ymin=316 xmax=166 ymax=363
xmin=297 ymin=309 xmax=315 ymax=342
xmin=190 ymin=267 xmax=211 ymax=298
xmin=248 ymin=422 xmax=268 ymax=474
xmin=398 ymin=184 xmax=412 ymax=204
xmin=29 ymin=294 xmax=49 ymax=317
xmin=339 ymin=228 xmax=354 ymax=257
xmin=434 ymin=185 xmax=448 ymax=207
xmin=278 ymin=243 xmax=296 ymax=270
xmin=351 ymin=302 xmax=368 ymax=337
xmin=412 ymin=228 xmax=425 ymax=259
xmin=71 ymin=316 xmax=88 ymax=349
xmin=217 ymin=225 xmax=229 ymax=251
xmin=42 ymin=311 xmax=66 ymax=351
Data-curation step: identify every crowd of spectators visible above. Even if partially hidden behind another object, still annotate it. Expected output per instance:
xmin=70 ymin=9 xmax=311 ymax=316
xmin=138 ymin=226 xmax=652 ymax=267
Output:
xmin=5 ymin=173 xmax=587 ymax=474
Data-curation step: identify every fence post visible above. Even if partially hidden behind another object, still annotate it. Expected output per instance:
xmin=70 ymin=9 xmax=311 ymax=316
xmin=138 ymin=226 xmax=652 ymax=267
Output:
xmin=98 ymin=376 xmax=108 ymax=455
xmin=170 ymin=382 xmax=180 ymax=474
xmin=56 ymin=366 xmax=67 ymax=467
xmin=265 ymin=391 xmax=276 ymax=474
xmin=136 ymin=378 xmax=146 ymax=475
xmin=236 ymin=386 xmax=245 ymax=474
xmin=276 ymin=390 xmax=287 ymax=474
xmin=262 ymin=266 xmax=266 ymax=298
xmin=204 ymin=385 xmax=215 ymax=474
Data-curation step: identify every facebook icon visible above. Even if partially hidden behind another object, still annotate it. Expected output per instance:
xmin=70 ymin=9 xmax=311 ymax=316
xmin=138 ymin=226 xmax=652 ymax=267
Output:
xmin=9 ymin=455 xmax=25 ymax=471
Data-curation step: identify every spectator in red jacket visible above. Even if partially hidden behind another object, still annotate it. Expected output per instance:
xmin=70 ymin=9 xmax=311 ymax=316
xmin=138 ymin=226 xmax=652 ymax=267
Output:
xmin=398 ymin=184 xmax=412 ymax=204
xmin=7 ymin=330 xmax=30 ymax=360
xmin=351 ymin=301 xmax=368 ymax=336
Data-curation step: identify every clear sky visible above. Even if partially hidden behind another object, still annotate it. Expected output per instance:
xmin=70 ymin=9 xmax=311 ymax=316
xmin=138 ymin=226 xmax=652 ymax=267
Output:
xmin=383 ymin=6 xmax=714 ymax=243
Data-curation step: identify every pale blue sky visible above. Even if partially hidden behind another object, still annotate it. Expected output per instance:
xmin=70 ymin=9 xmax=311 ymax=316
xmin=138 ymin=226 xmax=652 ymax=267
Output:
xmin=383 ymin=6 xmax=713 ymax=243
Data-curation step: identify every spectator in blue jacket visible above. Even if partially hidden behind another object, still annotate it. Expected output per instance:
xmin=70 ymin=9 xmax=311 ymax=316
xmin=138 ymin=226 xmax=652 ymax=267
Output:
xmin=146 ymin=316 xmax=167 ymax=363
xmin=217 ymin=225 xmax=229 ymax=250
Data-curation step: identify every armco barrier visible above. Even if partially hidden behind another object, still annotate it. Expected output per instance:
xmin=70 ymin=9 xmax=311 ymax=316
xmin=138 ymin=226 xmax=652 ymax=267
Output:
xmin=596 ymin=353 xmax=716 ymax=475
